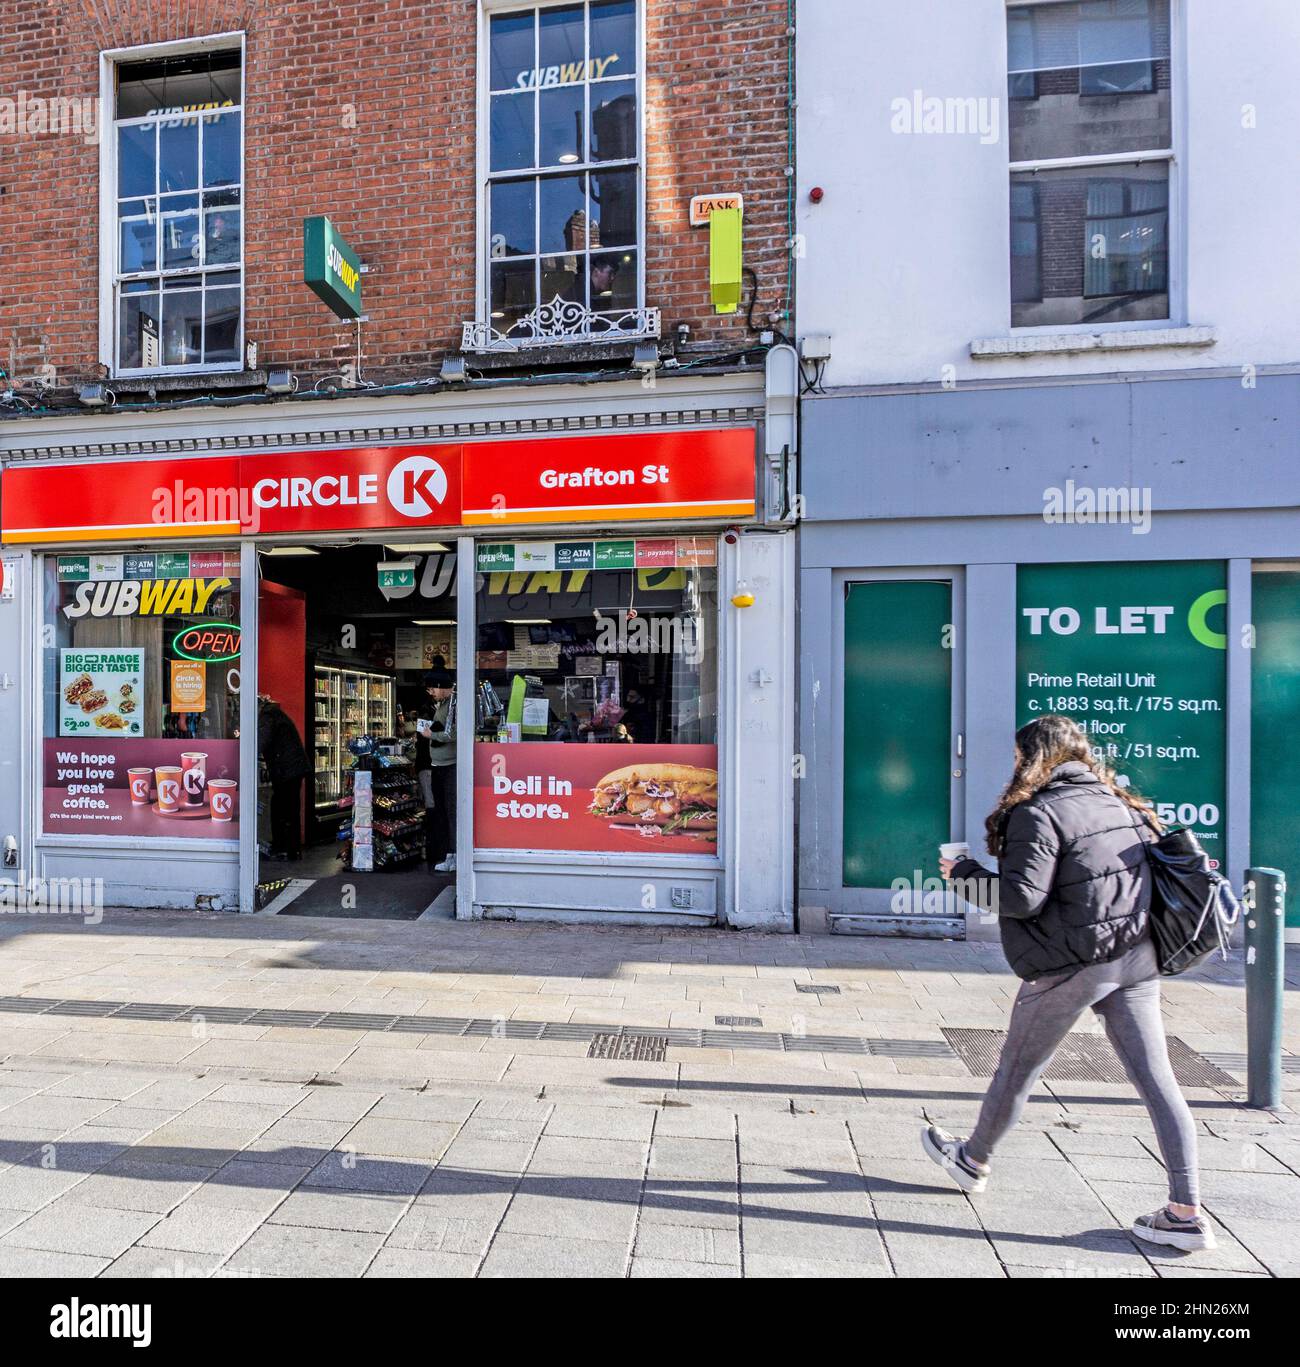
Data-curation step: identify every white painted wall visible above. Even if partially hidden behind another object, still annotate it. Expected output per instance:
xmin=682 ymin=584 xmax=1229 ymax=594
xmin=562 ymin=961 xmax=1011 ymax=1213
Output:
xmin=796 ymin=0 xmax=1300 ymax=385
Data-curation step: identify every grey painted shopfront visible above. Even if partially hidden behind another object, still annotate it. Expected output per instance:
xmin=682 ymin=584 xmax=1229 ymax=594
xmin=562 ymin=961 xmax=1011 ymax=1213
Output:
xmin=797 ymin=369 xmax=1300 ymax=938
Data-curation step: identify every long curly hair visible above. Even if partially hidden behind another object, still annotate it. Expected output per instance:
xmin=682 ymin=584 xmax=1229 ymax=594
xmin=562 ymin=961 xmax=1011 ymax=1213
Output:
xmin=985 ymin=715 xmax=1158 ymax=856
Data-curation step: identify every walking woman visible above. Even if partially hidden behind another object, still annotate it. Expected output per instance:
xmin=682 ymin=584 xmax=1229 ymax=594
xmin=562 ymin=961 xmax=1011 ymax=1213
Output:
xmin=921 ymin=715 xmax=1213 ymax=1252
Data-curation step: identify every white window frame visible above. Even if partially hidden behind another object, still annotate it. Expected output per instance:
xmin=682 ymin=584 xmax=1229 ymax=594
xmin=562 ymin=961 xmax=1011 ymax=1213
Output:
xmin=472 ymin=0 xmax=648 ymax=343
xmin=1004 ymin=0 xmax=1185 ymax=334
xmin=98 ymin=31 xmax=247 ymax=378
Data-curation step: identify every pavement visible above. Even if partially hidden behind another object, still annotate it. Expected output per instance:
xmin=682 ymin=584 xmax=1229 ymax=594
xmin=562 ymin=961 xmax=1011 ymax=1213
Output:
xmin=0 ymin=908 xmax=1295 ymax=1279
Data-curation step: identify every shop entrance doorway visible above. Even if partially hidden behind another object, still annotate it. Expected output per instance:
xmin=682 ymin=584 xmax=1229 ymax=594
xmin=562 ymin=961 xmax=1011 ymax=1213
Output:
xmin=254 ymin=543 xmax=458 ymax=920
xmin=839 ymin=576 xmax=964 ymax=925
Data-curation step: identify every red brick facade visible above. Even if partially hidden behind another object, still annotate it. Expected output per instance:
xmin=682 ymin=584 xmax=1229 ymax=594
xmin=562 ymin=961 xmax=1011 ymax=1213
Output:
xmin=0 ymin=0 xmax=790 ymax=390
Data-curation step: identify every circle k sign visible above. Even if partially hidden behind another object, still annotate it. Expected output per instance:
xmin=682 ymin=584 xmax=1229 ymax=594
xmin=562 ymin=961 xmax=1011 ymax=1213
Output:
xmin=387 ymin=455 xmax=450 ymax=519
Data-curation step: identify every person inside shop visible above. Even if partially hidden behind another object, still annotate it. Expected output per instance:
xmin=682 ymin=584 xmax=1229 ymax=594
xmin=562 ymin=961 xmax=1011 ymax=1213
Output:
xmin=258 ymin=694 xmax=309 ymax=861
xmin=416 ymin=659 xmax=456 ymax=874
xmin=620 ymin=686 xmax=654 ymax=742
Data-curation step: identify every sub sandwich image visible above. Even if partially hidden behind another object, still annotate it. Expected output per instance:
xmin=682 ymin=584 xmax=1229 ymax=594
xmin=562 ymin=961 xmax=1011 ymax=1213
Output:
xmin=589 ymin=763 xmax=718 ymax=841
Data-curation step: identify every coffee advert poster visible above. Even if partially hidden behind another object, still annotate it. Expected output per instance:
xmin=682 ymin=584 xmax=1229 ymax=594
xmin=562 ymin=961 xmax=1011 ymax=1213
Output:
xmin=43 ymin=739 xmax=240 ymax=838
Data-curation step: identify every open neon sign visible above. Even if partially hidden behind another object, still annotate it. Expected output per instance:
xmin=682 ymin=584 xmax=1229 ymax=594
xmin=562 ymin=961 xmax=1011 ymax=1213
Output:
xmin=172 ymin=622 xmax=242 ymax=663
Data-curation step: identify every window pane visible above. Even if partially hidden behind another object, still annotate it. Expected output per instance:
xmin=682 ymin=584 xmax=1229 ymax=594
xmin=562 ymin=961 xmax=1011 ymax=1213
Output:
xmin=202 ymin=111 xmax=240 ymax=187
xmin=204 ymin=286 xmax=241 ymax=363
xmin=116 ymin=50 xmax=241 ymax=119
xmin=117 ymin=123 xmax=156 ymax=197
xmin=589 ymin=250 xmax=635 ymax=314
xmin=539 ymin=84 xmax=585 ymax=166
xmin=473 ymin=552 xmax=719 ymax=857
xmin=1007 ymin=0 xmax=1170 ymax=161
xmin=539 ymin=173 xmax=587 ymax=254
xmin=1010 ymin=183 xmax=1041 ymax=303
xmin=1010 ymin=164 xmax=1168 ymax=327
xmin=119 ymin=219 xmax=157 ymax=273
xmin=118 ymin=291 xmax=160 ymax=369
xmin=490 ymin=179 xmax=537 ymax=258
xmin=590 ymin=79 xmax=635 ymax=161
xmin=538 ymin=4 xmax=584 ymax=73
xmin=490 ymin=259 xmax=537 ymax=328
xmin=159 ymin=119 xmax=199 ymax=193
xmin=590 ymin=167 xmax=636 ymax=246
xmin=490 ymin=91 xmax=534 ymax=172
xmin=204 ymin=207 xmax=240 ymax=266
xmin=162 ymin=212 xmax=201 ymax=269
xmin=490 ymin=10 xmax=535 ymax=92
xmin=41 ymin=554 xmax=243 ymax=842
xmin=590 ymin=0 xmax=637 ymax=79
xmin=161 ymin=289 xmax=204 ymax=365
xmin=203 ymin=186 xmax=241 ymax=208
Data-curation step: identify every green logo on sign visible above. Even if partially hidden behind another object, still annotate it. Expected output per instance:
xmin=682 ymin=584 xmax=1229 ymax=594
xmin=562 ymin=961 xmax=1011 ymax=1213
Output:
xmin=303 ymin=215 xmax=363 ymax=320
xmin=1187 ymin=589 xmax=1227 ymax=650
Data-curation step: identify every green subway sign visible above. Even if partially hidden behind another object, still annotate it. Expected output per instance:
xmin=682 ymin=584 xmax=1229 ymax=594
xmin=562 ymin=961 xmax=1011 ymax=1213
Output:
xmin=303 ymin=215 xmax=363 ymax=319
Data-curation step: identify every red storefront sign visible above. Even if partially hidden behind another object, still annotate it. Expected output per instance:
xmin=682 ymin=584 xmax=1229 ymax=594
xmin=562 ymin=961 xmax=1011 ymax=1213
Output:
xmin=0 ymin=429 xmax=756 ymax=544
xmin=461 ymin=429 xmax=756 ymax=525
xmin=0 ymin=446 xmax=462 ymax=543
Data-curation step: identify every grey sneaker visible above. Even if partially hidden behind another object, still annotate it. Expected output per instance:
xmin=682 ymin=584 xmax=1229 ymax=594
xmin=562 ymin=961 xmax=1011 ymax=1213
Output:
xmin=921 ymin=1124 xmax=988 ymax=1193
xmin=1131 ymin=1207 xmax=1217 ymax=1253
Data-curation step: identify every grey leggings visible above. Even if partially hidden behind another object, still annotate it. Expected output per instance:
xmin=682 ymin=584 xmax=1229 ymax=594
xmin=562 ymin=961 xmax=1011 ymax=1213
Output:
xmin=965 ymin=936 xmax=1199 ymax=1207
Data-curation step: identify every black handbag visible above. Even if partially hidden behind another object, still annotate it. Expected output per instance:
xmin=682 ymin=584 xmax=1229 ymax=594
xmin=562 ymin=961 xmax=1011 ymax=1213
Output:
xmin=1139 ymin=817 xmax=1240 ymax=976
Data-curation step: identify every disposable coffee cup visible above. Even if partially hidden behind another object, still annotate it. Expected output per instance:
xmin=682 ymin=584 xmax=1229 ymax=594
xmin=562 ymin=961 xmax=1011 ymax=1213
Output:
xmin=939 ymin=841 xmax=970 ymax=863
xmin=181 ymin=752 xmax=208 ymax=806
xmin=128 ymin=768 xmax=152 ymax=806
xmin=155 ymin=767 xmax=182 ymax=813
xmin=209 ymin=779 xmax=237 ymax=823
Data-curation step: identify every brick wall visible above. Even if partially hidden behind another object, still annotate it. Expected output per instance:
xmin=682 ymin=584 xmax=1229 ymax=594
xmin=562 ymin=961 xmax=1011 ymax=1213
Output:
xmin=0 ymin=0 xmax=790 ymax=389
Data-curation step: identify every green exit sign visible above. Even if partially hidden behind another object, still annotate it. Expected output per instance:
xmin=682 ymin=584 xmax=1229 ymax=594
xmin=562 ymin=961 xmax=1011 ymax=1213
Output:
xmin=378 ymin=563 xmax=416 ymax=591
xmin=303 ymin=215 xmax=363 ymax=319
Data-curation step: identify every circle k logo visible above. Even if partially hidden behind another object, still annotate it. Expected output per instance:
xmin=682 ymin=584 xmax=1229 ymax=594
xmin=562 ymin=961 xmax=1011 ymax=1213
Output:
xmin=387 ymin=455 xmax=449 ymax=519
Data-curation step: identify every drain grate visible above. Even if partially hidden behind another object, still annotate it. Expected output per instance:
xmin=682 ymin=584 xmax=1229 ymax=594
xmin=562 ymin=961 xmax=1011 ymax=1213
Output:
xmin=587 ymin=1032 xmax=669 ymax=1062
xmin=0 ymin=993 xmax=958 ymax=1063
xmin=942 ymin=1028 xmax=1241 ymax=1089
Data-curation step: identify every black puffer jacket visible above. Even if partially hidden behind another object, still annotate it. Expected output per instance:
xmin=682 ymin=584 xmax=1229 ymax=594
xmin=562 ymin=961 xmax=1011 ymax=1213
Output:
xmin=951 ymin=761 xmax=1156 ymax=981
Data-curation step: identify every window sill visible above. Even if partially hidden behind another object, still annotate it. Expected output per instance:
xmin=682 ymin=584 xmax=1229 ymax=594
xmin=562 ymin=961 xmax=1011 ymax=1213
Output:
xmin=970 ymin=326 xmax=1217 ymax=359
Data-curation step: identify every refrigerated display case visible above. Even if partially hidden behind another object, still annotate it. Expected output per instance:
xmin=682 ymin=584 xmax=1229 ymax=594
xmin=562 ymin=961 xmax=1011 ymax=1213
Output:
xmin=315 ymin=665 xmax=394 ymax=821
xmin=313 ymin=665 xmax=342 ymax=810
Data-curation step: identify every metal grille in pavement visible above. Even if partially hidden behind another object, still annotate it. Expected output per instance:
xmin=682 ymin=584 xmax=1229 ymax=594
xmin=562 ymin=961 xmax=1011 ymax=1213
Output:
xmin=942 ymin=1027 xmax=1243 ymax=1089
xmin=0 ymin=994 xmax=955 ymax=1059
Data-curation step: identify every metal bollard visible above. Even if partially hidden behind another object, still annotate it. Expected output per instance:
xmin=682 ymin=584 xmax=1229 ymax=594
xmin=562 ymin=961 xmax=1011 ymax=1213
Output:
xmin=1243 ymin=868 xmax=1286 ymax=1111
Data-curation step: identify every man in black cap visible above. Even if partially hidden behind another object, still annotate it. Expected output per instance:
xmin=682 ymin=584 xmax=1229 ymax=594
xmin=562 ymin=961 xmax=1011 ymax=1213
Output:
xmin=417 ymin=659 xmax=456 ymax=872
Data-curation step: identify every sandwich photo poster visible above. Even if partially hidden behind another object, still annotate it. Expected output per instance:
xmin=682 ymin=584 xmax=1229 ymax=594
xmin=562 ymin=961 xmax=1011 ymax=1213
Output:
xmin=59 ymin=648 xmax=145 ymax=737
xmin=473 ymin=743 xmax=719 ymax=853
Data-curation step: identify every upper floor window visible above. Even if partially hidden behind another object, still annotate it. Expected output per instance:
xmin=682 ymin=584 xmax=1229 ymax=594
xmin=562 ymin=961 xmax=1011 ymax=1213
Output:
xmin=111 ymin=48 xmax=243 ymax=373
xmin=470 ymin=1 xmax=653 ymax=349
xmin=1006 ymin=0 xmax=1172 ymax=328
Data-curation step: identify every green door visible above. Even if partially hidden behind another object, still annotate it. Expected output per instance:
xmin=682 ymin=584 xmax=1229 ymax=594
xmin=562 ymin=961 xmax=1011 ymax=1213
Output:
xmin=843 ymin=580 xmax=953 ymax=889
xmin=1251 ymin=570 xmax=1300 ymax=928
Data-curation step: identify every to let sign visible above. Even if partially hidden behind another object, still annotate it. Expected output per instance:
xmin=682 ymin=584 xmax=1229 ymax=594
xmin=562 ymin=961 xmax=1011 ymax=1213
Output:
xmin=303 ymin=215 xmax=363 ymax=319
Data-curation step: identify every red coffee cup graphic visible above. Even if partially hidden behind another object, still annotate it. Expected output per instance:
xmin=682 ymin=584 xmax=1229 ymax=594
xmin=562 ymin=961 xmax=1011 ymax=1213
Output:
xmin=181 ymin=751 xmax=208 ymax=807
xmin=128 ymin=768 xmax=152 ymax=806
xmin=155 ymin=766 xmax=182 ymax=813
xmin=209 ymin=779 xmax=237 ymax=823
